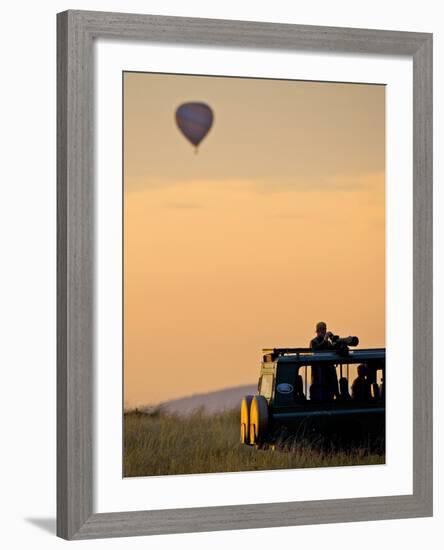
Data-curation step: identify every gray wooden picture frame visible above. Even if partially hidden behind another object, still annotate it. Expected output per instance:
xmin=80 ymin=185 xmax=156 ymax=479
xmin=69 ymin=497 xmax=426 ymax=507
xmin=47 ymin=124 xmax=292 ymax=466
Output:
xmin=57 ymin=9 xmax=433 ymax=540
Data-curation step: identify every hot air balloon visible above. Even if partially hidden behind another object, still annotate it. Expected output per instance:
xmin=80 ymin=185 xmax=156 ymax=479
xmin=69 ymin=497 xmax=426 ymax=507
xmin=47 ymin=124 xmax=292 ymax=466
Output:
xmin=175 ymin=102 xmax=213 ymax=152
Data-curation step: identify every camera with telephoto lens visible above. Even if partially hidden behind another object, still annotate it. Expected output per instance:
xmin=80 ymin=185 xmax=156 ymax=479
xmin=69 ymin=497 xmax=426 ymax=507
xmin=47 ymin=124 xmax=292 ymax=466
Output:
xmin=330 ymin=334 xmax=359 ymax=348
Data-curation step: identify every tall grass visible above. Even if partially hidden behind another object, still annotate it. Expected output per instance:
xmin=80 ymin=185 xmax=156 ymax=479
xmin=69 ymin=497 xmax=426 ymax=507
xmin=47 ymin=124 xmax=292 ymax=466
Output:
xmin=124 ymin=408 xmax=384 ymax=477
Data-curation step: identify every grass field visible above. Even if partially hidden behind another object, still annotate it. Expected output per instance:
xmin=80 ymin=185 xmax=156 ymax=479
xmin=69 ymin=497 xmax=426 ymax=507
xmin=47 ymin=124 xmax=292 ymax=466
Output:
xmin=124 ymin=408 xmax=384 ymax=477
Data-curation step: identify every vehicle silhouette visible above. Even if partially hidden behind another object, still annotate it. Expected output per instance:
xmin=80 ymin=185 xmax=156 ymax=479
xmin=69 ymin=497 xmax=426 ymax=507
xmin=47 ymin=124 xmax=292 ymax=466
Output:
xmin=241 ymin=346 xmax=385 ymax=447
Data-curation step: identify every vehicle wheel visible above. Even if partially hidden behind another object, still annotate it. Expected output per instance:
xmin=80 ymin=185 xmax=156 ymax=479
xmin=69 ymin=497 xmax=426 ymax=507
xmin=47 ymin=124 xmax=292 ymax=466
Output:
xmin=240 ymin=395 xmax=254 ymax=444
xmin=249 ymin=395 xmax=269 ymax=445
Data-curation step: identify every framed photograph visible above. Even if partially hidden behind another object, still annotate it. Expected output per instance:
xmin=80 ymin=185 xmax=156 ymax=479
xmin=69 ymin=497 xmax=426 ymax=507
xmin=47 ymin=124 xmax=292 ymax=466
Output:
xmin=57 ymin=10 xmax=433 ymax=539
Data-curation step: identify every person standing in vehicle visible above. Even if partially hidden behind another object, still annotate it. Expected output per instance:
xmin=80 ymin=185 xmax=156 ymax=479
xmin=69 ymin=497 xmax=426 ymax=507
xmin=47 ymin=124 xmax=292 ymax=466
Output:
xmin=309 ymin=321 xmax=340 ymax=400
xmin=310 ymin=321 xmax=334 ymax=352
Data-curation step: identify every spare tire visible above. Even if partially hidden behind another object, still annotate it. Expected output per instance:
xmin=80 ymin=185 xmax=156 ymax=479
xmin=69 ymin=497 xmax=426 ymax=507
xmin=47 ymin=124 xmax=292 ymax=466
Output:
xmin=240 ymin=395 xmax=254 ymax=444
xmin=249 ymin=395 xmax=269 ymax=445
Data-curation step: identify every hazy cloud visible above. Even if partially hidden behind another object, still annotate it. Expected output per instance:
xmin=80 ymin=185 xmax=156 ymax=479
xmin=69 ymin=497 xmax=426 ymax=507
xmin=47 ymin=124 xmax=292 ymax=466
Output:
xmin=126 ymin=171 xmax=383 ymax=196
xmin=163 ymin=201 xmax=204 ymax=210
xmin=268 ymin=213 xmax=305 ymax=220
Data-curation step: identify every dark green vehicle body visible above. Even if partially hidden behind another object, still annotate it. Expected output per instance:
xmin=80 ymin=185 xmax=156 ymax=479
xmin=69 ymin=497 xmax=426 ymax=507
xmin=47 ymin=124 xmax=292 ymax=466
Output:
xmin=258 ymin=347 xmax=385 ymax=440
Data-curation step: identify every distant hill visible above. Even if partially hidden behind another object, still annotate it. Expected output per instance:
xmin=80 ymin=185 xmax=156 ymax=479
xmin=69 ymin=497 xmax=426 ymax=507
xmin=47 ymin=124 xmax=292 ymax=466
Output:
xmin=144 ymin=384 xmax=257 ymax=416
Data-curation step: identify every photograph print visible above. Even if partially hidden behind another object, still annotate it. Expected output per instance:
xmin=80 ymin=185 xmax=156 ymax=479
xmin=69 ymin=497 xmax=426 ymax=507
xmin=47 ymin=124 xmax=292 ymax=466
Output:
xmin=123 ymin=71 xmax=385 ymax=477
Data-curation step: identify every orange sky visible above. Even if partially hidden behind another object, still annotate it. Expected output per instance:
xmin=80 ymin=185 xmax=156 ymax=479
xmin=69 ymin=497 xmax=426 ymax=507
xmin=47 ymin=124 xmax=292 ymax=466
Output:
xmin=124 ymin=72 xmax=385 ymax=408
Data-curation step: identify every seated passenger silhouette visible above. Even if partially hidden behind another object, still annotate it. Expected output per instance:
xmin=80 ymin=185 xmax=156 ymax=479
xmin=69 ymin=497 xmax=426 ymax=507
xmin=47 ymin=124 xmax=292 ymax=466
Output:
xmin=351 ymin=364 xmax=371 ymax=401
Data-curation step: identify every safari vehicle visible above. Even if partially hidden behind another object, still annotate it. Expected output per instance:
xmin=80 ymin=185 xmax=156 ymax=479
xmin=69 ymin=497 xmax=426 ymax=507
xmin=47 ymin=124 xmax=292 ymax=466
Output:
xmin=240 ymin=345 xmax=385 ymax=446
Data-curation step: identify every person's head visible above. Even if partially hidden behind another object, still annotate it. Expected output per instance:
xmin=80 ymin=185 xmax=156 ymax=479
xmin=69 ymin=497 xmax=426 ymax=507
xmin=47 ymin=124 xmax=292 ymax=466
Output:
xmin=316 ymin=321 xmax=327 ymax=338
xmin=357 ymin=364 xmax=367 ymax=377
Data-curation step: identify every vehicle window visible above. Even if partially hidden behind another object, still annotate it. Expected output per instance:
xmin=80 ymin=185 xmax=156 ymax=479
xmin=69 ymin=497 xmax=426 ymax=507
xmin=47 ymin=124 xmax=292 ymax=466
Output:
xmin=304 ymin=362 xmax=384 ymax=401
xmin=376 ymin=369 xmax=383 ymax=385
xmin=260 ymin=373 xmax=274 ymax=399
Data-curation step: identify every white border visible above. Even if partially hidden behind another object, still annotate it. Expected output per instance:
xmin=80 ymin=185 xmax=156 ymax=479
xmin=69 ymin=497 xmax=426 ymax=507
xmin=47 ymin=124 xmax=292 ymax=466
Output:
xmin=94 ymin=39 xmax=413 ymax=513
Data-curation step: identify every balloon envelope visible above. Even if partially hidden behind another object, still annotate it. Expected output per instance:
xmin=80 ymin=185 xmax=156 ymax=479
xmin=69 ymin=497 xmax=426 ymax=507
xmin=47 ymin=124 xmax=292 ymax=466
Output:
xmin=175 ymin=102 xmax=213 ymax=148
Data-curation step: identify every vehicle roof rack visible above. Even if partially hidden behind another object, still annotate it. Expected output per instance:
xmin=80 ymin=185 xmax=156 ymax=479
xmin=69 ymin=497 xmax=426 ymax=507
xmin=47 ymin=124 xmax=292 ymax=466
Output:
xmin=262 ymin=347 xmax=386 ymax=363
xmin=263 ymin=347 xmax=313 ymax=355
xmin=262 ymin=347 xmax=313 ymax=362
